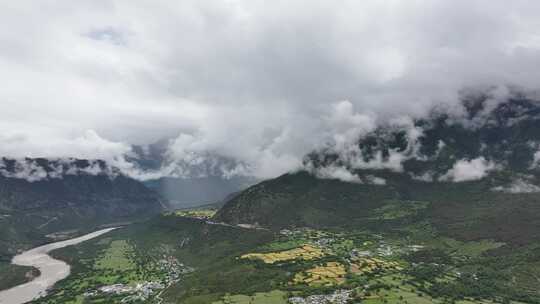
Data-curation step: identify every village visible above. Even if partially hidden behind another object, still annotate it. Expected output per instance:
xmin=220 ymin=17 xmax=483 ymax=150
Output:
xmin=230 ymin=227 xmax=434 ymax=304
xmin=82 ymin=255 xmax=194 ymax=303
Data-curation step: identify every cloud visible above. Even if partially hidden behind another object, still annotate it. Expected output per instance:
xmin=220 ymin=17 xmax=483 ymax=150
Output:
xmin=492 ymin=178 xmax=540 ymax=193
xmin=3 ymin=1 xmax=540 ymax=178
xmin=439 ymin=157 xmax=497 ymax=182
xmin=323 ymin=101 xmax=377 ymax=151
xmin=365 ymin=175 xmax=387 ymax=185
xmin=317 ymin=116 xmax=424 ymax=173
xmin=0 ymin=158 xmax=120 ymax=182
xmin=530 ymin=150 xmax=540 ymax=169
xmin=309 ymin=164 xmax=363 ymax=184
xmin=0 ymin=129 xmax=138 ymax=174
xmin=0 ymin=159 xmax=48 ymax=182
xmin=305 ymin=162 xmax=387 ymax=185
xmin=411 ymin=171 xmax=435 ymax=182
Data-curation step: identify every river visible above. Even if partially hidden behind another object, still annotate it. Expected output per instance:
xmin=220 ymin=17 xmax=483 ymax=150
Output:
xmin=0 ymin=227 xmax=118 ymax=304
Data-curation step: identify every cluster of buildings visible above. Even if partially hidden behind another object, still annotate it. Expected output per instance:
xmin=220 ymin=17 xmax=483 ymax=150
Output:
xmin=83 ymin=255 xmax=194 ymax=303
xmin=156 ymin=256 xmax=194 ymax=282
xmin=289 ymin=289 xmax=352 ymax=304
xmin=82 ymin=281 xmax=164 ymax=302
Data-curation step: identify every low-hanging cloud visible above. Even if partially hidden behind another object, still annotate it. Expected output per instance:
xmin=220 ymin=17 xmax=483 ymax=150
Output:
xmin=0 ymin=158 xmax=120 ymax=182
xmin=439 ymin=157 xmax=497 ymax=182
xmin=492 ymin=178 xmax=540 ymax=194
xmin=3 ymin=1 xmax=540 ymax=179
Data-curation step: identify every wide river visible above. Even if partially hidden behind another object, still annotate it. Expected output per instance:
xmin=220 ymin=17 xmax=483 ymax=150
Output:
xmin=0 ymin=227 xmax=118 ymax=304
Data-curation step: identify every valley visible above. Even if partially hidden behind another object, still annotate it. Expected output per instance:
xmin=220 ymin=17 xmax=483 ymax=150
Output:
xmin=6 ymin=2 xmax=540 ymax=303
xmin=18 ymin=200 xmax=540 ymax=304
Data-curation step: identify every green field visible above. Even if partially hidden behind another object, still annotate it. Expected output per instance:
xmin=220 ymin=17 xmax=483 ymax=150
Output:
xmin=95 ymin=240 xmax=136 ymax=271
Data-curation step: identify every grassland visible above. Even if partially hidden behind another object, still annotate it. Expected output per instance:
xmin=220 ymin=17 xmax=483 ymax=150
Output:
xmin=371 ymin=200 xmax=430 ymax=220
xmin=94 ymin=240 xmax=136 ymax=271
xmin=438 ymin=238 xmax=505 ymax=257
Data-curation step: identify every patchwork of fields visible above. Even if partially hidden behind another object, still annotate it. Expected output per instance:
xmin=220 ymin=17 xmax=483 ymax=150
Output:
xmin=20 ymin=206 xmax=540 ymax=304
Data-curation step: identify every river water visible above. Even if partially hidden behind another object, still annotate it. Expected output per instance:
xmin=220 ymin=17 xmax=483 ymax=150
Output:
xmin=0 ymin=227 xmax=117 ymax=304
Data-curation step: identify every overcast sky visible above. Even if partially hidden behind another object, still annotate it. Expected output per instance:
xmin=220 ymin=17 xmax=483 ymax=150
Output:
xmin=3 ymin=1 xmax=540 ymax=178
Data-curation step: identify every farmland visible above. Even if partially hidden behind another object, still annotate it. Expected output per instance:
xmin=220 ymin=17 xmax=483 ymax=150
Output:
xmin=32 ymin=227 xmax=193 ymax=304
xmin=293 ymin=262 xmax=347 ymax=286
xmin=241 ymin=244 xmax=325 ymax=264
xmin=19 ymin=212 xmax=540 ymax=304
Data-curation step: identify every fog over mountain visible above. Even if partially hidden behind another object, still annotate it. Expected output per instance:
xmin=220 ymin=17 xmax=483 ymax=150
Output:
xmin=3 ymin=1 xmax=540 ymax=180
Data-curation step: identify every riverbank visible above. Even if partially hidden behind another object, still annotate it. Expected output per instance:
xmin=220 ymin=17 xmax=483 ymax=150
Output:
xmin=0 ymin=227 xmax=118 ymax=304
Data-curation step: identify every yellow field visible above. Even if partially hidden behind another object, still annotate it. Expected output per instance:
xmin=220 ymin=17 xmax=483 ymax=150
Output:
xmin=350 ymin=257 xmax=402 ymax=275
xmin=293 ymin=262 xmax=347 ymax=286
xmin=240 ymin=244 xmax=324 ymax=264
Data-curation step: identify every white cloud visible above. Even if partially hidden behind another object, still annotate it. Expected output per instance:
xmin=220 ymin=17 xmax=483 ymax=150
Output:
xmin=365 ymin=175 xmax=387 ymax=185
xmin=307 ymin=164 xmax=362 ymax=184
xmin=322 ymin=117 xmax=424 ymax=174
xmin=324 ymin=101 xmax=377 ymax=151
xmin=0 ymin=159 xmax=48 ymax=182
xmin=305 ymin=161 xmax=388 ymax=185
xmin=411 ymin=171 xmax=435 ymax=182
xmin=492 ymin=178 xmax=540 ymax=193
xmin=439 ymin=157 xmax=497 ymax=182
xmin=0 ymin=158 xmax=120 ymax=182
xmin=3 ymin=2 xmax=540 ymax=179
xmin=530 ymin=150 xmax=540 ymax=169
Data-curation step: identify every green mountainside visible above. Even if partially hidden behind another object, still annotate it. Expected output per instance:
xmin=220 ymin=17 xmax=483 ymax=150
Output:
xmin=214 ymin=170 xmax=540 ymax=246
xmin=0 ymin=158 xmax=164 ymax=290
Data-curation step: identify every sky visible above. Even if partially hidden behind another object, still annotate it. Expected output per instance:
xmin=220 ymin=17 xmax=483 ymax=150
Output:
xmin=3 ymin=1 xmax=540 ymax=179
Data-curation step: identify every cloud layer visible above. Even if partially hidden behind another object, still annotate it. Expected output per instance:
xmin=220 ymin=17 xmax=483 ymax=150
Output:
xmin=3 ymin=1 xmax=540 ymax=179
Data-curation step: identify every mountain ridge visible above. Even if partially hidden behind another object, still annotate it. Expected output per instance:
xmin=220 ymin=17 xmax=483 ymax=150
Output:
xmin=0 ymin=157 xmax=164 ymax=260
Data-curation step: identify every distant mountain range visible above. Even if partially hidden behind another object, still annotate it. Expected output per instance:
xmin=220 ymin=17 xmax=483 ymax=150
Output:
xmin=143 ymin=176 xmax=254 ymax=209
xmin=131 ymin=139 xmax=256 ymax=208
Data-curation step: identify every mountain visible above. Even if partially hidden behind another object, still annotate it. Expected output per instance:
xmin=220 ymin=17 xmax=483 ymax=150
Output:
xmin=0 ymin=158 xmax=164 ymax=260
xmin=131 ymin=139 xmax=256 ymax=208
xmin=215 ymin=94 xmax=540 ymax=246
xmin=144 ymin=175 xmax=254 ymax=208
